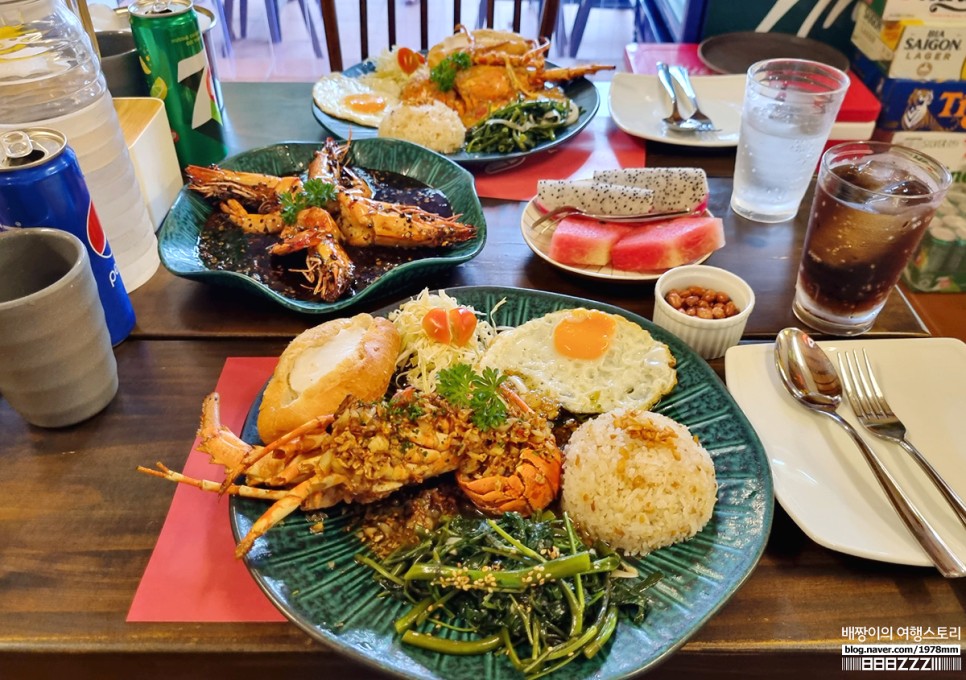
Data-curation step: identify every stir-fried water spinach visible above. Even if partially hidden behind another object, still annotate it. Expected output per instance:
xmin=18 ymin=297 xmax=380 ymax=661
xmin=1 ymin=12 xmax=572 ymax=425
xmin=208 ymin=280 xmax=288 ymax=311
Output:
xmin=356 ymin=511 xmax=662 ymax=678
xmin=465 ymin=99 xmax=580 ymax=154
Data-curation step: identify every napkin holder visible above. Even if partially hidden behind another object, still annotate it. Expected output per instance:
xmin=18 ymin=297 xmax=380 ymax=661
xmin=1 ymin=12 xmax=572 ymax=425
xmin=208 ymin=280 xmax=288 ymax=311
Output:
xmin=113 ymin=97 xmax=182 ymax=231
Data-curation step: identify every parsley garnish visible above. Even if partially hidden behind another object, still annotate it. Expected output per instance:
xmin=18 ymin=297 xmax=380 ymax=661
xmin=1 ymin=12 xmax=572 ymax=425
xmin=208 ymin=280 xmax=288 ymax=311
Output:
xmin=279 ymin=178 xmax=337 ymax=224
xmin=430 ymin=51 xmax=471 ymax=92
xmin=437 ymin=364 xmax=475 ymax=407
xmin=437 ymin=363 xmax=507 ymax=430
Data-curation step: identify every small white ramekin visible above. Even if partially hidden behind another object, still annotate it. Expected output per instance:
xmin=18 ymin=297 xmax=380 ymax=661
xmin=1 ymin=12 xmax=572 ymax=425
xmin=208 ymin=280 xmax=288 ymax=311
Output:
xmin=653 ymin=265 xmax=755 ymax=360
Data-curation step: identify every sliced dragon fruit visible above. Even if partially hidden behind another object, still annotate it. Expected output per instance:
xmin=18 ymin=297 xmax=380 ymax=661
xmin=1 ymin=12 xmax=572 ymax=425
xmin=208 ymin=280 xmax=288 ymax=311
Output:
xmin=536 ymin=179 xmax=655 ymax=216
xmin=593 ymin=167 xmax=709 ymax=213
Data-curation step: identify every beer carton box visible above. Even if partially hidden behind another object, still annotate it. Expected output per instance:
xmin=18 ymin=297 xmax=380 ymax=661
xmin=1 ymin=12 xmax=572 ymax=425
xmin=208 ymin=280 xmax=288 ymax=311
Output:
xmin=872 ymin=128 xmax=966 ymax=291
xmin=872 ymin=128 xmax=966 ymax=168
xmin=852 ymin=3 xmax=966 ymax=79
xmin=851 ymin=50 xmax=966 ymax=132
xmin=902 ymin=188 xmax=966 ymax=292
xmin=853 ymin=3 xmax=916 ymax=54
xmin=863 ymin=0 xmax=966 ymax=22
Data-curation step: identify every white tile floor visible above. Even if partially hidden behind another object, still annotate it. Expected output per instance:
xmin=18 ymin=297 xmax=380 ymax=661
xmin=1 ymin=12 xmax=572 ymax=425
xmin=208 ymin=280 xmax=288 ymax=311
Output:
xmin=201 ymin=0 xmax=635 ymax=82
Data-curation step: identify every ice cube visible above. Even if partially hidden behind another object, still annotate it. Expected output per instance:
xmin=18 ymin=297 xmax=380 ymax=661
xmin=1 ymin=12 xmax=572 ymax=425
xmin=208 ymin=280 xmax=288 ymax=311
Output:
xmin=807 ymin=192 xmax=908 ymax=267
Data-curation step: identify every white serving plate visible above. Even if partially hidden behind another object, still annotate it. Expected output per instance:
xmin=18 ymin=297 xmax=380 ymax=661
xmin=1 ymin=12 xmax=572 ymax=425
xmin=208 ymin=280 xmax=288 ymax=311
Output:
xmin=609 ymin=72 xmax=873 ymax=149
xmin=725 ymin=337 xmax=966 ymax=567
xmin=519 ymin=198 xmax=712 ymax=281
xmin=609 ymin=72 xmax=744 ymax=148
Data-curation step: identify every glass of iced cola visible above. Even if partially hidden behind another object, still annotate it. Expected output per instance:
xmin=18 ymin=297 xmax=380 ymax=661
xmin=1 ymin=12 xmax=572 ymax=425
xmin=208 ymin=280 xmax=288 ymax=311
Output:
xmin=793 ymin=141 xmax=951 ymax=335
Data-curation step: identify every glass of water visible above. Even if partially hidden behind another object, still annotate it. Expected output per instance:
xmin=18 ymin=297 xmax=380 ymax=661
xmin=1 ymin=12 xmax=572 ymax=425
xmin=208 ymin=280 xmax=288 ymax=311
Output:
xmin=731 ymin=59 xmax=850 ymax=223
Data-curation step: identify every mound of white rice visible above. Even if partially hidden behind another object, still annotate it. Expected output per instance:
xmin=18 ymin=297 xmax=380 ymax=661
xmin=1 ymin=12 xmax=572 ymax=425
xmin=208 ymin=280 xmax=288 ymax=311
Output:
xmin=561 ymin=409 xmax=717 ymax=555
xmin=378 ymin=101 xmax=467 ymax=154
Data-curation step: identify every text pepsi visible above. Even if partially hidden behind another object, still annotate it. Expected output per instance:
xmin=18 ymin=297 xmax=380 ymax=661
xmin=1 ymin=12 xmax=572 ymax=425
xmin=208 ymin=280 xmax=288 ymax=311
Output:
xmin=0 ymin=128 xmax=136 ymax=345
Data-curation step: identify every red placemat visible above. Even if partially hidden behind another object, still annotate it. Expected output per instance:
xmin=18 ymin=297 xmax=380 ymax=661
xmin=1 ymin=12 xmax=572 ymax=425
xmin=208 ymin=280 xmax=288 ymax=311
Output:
xmin=622 ymin=42 xmax=881 ymax=124
xmin=623 ymin=43 xmax=715 ymax=75
xmin=128 ymin=357 xmax=284 ymax=622
xmin=473 ymin=113 xmax=646 ymax=201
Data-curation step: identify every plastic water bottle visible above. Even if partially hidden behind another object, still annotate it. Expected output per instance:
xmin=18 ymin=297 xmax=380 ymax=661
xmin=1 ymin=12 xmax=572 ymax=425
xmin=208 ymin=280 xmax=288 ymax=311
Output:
xmin=0 ymin=0 xmax=159 ymax=291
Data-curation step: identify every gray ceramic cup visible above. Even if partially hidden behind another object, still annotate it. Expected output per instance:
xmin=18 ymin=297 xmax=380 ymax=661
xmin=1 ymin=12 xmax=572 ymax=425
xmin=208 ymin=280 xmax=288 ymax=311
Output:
xmin=0 ymin=228 xmax=118 ymax=427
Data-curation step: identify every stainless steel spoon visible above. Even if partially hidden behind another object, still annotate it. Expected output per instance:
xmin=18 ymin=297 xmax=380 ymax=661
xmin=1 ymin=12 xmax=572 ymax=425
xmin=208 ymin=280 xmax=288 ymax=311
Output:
xmin=656 ymin=61 xmax=705 ymax=133
xmin=774 ymin=327 xmax=966 ymax=578
xmin=669 ymin=65 xmax=719 ymax=132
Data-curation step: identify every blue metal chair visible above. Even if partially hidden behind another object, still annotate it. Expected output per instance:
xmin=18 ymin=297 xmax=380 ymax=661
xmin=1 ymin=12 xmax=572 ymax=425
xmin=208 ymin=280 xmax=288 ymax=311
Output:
xmin=568 ymin=0 xmax=634 ymax=57
xmin=223 ymin=0 xmax=323 ymax=57
xmin=319 ymin=0 xmax=562 ymax=72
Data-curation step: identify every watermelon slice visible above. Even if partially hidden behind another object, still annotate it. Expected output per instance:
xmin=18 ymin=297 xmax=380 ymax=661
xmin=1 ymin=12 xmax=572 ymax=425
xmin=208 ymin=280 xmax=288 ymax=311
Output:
xmin=610 ymin=216 xmax=725 ymax=272
xmin=548 ymin=216 xmax=632 ymax=266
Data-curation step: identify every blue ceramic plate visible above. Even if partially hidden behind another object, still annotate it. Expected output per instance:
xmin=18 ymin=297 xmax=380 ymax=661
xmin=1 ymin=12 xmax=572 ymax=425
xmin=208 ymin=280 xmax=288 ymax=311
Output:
xmin=312 ymin=60 xmax=600 ymax=168
xmin=157 ymin=140 xmax=486 ymax=314
xmin=230 ymin=286 xmax=773 ymax=679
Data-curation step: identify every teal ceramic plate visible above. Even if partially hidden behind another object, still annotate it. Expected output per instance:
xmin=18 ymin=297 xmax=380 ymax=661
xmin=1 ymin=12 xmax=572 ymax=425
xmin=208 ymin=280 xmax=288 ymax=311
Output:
xmin=157 ymin=140 xmax=486 ymax=314
xmin=312 ymin=60 xmax=600 ymax=168
xmin=230 ymin=286 xmax=773 ymax=679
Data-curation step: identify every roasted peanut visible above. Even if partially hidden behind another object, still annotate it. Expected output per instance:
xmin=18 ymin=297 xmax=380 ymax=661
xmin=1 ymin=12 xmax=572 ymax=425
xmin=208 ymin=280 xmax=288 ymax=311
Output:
xmin=664 ymin=285 xmax=741 ymax=320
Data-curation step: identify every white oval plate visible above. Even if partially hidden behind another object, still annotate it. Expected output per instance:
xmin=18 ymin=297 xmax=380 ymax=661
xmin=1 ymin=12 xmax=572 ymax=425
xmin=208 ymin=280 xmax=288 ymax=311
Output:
xmin=725 ymin=337 xmax=966 ymax=567
xmin=609 ymin=72 xmax=744 ymax=148
xmin=520 ymin=198 xmax=712 ymax=281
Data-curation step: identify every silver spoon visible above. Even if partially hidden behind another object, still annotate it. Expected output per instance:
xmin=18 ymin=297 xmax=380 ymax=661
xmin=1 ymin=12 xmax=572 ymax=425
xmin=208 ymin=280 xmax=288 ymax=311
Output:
xmin=774 ymin=327 xmax=966 ymax=578
xmin=656 ymin=62 xmax=705 ymax=133
xmin=669 ymin=65 xmax=719 ymax=132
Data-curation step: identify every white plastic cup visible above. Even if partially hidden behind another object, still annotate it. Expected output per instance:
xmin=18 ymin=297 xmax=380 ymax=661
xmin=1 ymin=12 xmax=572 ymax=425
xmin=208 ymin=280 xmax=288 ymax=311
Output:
xmin=0 ymin=92 xmax=162 ymax=291
xmin=731 ymin=59 xmax=850 ymax=224
xmin=0 ymin=228 xmax=118 ymax=427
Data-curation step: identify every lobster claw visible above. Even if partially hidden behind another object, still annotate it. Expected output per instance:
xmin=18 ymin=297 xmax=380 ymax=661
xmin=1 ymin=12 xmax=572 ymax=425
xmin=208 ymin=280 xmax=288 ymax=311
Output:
xmin=457 ymin=447 xmax=562 ymax=516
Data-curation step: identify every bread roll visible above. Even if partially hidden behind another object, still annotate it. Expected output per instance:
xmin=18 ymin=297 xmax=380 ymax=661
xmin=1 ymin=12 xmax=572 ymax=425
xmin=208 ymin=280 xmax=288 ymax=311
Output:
xmin=257 ymin=313 xmax=401 ymax=442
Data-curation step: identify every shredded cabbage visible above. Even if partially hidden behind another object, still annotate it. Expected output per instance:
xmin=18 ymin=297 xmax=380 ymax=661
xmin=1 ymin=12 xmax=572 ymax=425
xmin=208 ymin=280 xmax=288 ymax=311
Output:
xmin=388 ymin=289 xmax=502 ymax=393
xmin=369 ymin=46 xmax=424 ymax=87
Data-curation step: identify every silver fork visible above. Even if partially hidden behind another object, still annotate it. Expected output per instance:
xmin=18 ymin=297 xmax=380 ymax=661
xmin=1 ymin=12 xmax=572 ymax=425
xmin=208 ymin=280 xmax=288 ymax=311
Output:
xmin=669 ymin=65 xmax=720 ymax=132
xmin=838 ymin=349 xmax=966 ymax=530
xmin=656 ymin=61 xmax=708 ymax=133
xmin=530 ymin=205 xmax=696 ymax=233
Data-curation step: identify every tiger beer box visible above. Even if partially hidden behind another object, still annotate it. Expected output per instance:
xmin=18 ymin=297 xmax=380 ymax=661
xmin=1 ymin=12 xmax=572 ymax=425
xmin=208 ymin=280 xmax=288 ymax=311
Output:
xmin=872 ymin=128 xmax=966 ymax=170
xmin=851 ymin=49 xmax=966 ymax=132
xmin=870 ymin=127 xmax=966 ymax=292
xmin=852 ymin=2 xmax=966 ymax=80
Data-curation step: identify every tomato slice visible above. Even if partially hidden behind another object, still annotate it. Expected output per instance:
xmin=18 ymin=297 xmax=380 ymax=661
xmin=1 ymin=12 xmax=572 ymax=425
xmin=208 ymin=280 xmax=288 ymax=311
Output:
xmin=397 ymin=46 xmax=426 ymax=75
xmin=422 ymin=306 xmax=477 ymax=345
xmin=448 ymin=307 xmax=478 ymax=346
xmin=422 ymin=307 xmax=451 ymax=344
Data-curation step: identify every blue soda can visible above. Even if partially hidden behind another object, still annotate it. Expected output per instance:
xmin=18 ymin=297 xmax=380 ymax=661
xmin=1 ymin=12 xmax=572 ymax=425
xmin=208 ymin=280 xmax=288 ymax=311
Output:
xmin=0 ymin=128 xmax=136 ymax=346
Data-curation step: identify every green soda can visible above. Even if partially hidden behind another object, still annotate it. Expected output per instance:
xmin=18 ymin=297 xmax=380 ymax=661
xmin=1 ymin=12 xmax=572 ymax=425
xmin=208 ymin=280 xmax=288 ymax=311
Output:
xmin=128 ymin=0 xmax=227 ymax=167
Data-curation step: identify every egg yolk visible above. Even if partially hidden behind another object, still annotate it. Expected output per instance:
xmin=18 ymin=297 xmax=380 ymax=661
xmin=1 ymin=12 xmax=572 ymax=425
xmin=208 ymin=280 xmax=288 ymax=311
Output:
xmin=553 ymin=310 xmax=616 ymax=360
xmin=343 ymin=93 xmax=388 ymax=114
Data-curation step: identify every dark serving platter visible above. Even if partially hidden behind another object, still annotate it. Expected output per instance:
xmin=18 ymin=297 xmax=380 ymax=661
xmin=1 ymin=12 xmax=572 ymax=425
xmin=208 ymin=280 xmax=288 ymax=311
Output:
xmin=229 ymin=286 xmax=774 ymax=680
xmin=158 ymin=140 xmax=486 ymax=314
xmin=312 ymin=60 xmax=600 ymax=168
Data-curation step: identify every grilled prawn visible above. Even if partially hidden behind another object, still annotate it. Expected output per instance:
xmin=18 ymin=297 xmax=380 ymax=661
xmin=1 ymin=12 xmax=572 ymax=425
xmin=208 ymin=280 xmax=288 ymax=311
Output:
xmin=182 ymin=139 xmax=477 ymax=301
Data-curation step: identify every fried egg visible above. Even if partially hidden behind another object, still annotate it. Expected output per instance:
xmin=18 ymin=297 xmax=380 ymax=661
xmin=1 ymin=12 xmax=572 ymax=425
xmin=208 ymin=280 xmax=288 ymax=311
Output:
xmin=312 ymin=73 xmax=401 ymax=128
xmin=480 ymin=308 xmax=677 ymax=414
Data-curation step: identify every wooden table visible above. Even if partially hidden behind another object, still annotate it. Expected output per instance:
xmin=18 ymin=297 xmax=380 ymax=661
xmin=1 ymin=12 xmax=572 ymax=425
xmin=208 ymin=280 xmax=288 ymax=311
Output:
xmin=2 ymin=82 xmax=964 ymax=680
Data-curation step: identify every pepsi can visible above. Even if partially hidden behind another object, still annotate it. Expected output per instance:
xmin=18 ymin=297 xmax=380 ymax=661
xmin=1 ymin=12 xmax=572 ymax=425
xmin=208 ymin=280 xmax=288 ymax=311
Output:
xmin=0 ymin=129 xmax=136 ymax=345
